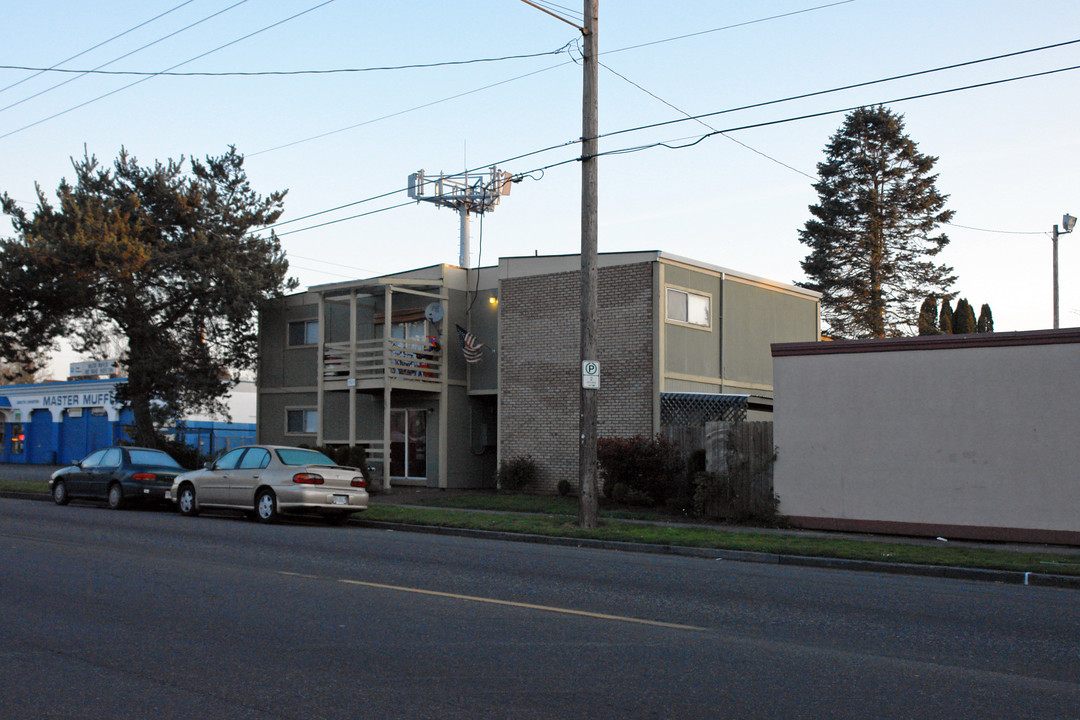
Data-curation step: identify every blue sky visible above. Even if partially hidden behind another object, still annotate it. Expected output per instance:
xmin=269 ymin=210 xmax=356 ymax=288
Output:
xmin=3 ymin=0 xmax=1079 ymax=368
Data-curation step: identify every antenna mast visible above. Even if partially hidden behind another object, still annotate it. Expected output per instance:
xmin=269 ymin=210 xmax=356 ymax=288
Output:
xmin=407 ymin=166 xmax=514 ymax=268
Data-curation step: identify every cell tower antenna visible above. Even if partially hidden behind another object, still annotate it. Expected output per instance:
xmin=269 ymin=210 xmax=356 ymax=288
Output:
xmin=407 ymin=166 xmax=515 ymax=268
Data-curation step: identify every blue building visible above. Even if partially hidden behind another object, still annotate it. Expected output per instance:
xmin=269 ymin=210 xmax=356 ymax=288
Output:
xmin=0 ymin=378 xmax=254 ymax=465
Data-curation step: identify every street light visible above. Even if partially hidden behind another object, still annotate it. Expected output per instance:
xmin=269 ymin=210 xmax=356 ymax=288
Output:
xmin=1052 ymin=213 xmax=1076 ymax=329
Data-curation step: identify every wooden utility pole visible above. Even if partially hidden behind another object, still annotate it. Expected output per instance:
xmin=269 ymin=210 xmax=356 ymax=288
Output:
xmin=579 ymin=0 xmax=599 ymax=529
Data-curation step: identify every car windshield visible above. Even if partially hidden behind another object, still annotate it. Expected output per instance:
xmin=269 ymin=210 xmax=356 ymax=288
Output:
xmin=276 ymin=448 xmax=338 ymax=467
xmin=127 ymin=449 xmax=183 ymax=469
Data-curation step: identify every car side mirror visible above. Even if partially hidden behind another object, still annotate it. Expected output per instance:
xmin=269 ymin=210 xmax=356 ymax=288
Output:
xmin=204 ymin=461 xmax=213 ymax=469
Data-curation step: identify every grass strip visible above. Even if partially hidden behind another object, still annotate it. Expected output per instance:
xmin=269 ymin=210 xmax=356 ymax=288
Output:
xmin=363 ymin=505 xmax=1080 ymax=577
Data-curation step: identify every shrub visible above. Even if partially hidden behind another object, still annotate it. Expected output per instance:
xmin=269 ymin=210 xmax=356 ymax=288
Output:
xmin=611 ymin=482 xmax=628 ymax=504
xmin=557 ymin=479 xmax=573 ymax=497
xmin=498 ymin=454 xmax=538 ymax=492
xmin=598 ymin=434 xmax=685 ymax=505
xmin=153 ymin=435 xmax=208 ymax=471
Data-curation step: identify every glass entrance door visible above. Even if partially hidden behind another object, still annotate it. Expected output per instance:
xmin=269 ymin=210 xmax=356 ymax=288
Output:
xmin=390 ymin=409 xmax=427 ymax=481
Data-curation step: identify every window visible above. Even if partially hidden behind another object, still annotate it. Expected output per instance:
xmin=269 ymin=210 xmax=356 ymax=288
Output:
xmin=288 ymin=319 xmax=319 ymax=346
xmin=80 ymin=448 xmax=107 ymax=468
xmin=239 ymin=448 xmax=271 ymax=470
xmin=128 ymin=449 xmax=183 ymax=469
xmin=214 ymin=448 xmax=246 ymax=470
xmin=101 ymin=448 xmax=122 ymax=468
xmin=287 ymin=409 xmax=318 ymax=434
xmin=10 ymin=424 xmax=23 ymax=455
xmin=666 ymin=287 xmax=711 ymax=328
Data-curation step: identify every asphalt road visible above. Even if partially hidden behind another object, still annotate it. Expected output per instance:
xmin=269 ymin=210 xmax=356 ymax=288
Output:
xmin=2 ymin=497 xmax=1078 ymax=720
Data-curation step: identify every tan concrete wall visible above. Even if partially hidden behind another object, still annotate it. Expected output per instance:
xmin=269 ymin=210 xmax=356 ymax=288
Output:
xmin=772 ymin=331 xmax=1080 ymax=543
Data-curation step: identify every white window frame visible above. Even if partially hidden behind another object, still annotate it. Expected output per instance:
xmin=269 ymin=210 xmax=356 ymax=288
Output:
xmin=285 ymin=407 xmax=318 ymax=435
xmin=665 ymin=286 xmax=712 ymax=329
xmin=287 ymin=319 xmax=319 ymax=347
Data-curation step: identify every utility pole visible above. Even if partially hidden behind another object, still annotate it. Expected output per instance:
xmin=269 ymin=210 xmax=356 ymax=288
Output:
xmin=578 ymin=0 xmax=599 ymax=529
xmin=1051 ymin=213 xmax=1076 ymax=330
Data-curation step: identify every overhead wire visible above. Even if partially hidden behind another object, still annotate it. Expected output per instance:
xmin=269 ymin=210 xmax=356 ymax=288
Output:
xmin=254 ymin=0 xmax=861 ymax=157
xmin=0 ymin=0 xmax=198 ymax=96
xmin=0 ymin=0 xmax=252 ymax=115
xmin=0 ymin=44 xmax=576 ymax=78
xmin=0 ymin=0 xmax=338 ymax=141
xmin=267 ymin=60 xmax=1080 ymax=243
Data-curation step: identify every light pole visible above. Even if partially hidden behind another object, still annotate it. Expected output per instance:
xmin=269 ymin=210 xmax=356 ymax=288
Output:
xmin=1052 ymin=212 xmax=1076 ymax=329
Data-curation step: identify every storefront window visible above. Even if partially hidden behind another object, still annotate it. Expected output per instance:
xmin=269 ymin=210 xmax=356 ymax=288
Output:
xmin=10 ymin=424 xmax=23 ymax=455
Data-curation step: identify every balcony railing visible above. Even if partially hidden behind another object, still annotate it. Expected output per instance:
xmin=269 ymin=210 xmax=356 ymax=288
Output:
xmin=323 ymin=338 xmax=443 ymax=387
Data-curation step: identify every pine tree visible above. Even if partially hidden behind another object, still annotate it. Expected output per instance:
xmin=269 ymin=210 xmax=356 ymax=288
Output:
xmin=953 ymin=299 xmax=976 ymax=334
xmin=918 ymin=297 xmax=939 ymax=336
xmin=0 ymin=147 xmax=295 ymax=446
xmin=976 ymin=304 xmax=994 ymax=333
xmin=938 ymin=298 xmax=954 ymax=334
xmin=798 ymin=106 xmax=956 ymax=338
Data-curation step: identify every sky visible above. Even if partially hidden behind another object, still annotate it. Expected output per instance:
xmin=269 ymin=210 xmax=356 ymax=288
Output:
xmin=3 ymin=0 xmax=1080 ymax=376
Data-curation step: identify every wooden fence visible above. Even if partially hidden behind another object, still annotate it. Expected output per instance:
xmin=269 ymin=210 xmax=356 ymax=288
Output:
xmin=662 ymin=421 xmax=776 ymax=521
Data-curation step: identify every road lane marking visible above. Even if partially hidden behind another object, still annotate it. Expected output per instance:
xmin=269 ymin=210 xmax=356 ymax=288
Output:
xmin=278 ymin=571 xmax=705 ymax=632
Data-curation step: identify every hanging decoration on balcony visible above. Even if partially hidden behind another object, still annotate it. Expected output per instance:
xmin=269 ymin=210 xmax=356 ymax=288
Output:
xmin=455 ymin=325 xmax=484 ymax=364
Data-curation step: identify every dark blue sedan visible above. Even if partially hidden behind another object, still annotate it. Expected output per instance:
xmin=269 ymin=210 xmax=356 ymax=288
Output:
xmin=49 ymin=446 xmax=186 ymax=510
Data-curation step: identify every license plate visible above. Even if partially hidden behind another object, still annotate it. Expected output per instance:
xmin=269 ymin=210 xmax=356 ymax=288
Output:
xmin=332 ymin=495 xmax=347 ymax=505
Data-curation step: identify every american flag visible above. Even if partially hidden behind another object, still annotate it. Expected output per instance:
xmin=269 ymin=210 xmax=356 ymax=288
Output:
xmin=455 ymin=324 xmax=483 ymax=364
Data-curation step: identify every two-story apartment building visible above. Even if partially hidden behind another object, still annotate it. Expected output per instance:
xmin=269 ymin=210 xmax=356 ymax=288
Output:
xmin=256 ymin=251 xmax=820 ymax=492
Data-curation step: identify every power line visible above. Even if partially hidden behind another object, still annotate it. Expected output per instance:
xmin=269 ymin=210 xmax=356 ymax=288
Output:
xmin=0 ymin=44 xmax=574 ymax=78
xmin=0 ymin=0 xmax=252 ymax=115
xmin=273 ymin=200 xmax=418 ymax=237
xmin=594 ymin=39 xmax=1080 ymax=144
xmin=605 ymin=0 xmax=859 ymax=57
xmin=947 ymin=223 xmax=1045 ymax=235
xmin=252 ymin=1 xmax=861 ymax=158
xmin=248 ymin=60 xmax=571 ymax=156
xmin=261 ymin=60 xmax=1080 ymax=241
xmin=598 ymin=60 xmax=816 ymax=180
xmin=0 ymin=0 xmax=337 ymax=141
xmin=0 ymin=0 xmax=198 ymax=96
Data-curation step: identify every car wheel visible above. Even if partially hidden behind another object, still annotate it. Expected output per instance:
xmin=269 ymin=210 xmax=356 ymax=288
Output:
xmin=177 ymin=484 xmax=199 ymax=517
xmin=52 ymin=480 xmax=70 ymax=506
xmin=255 ymin=489 xmax=279 ymax=524
xmin=107 ymin=483 xmax=123 ymax=510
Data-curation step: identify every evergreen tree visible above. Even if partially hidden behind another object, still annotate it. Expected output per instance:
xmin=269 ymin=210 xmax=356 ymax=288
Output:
xmin=953 ymin=299 xmax=976 ymax=334
xmin=918 ymin=297 xmax=939 ymax=336
xmin=976 ymin=304 xmax=994 ymax=333
xmin=938 ymin=298 xmax=954 ymax=334
xmin=798 ymin=106 xmax=956 ymax=338
xmin=0 ymin=147 xmax=295 ymax=446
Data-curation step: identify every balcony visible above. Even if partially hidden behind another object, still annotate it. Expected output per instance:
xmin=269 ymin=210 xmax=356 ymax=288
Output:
xmin=322 ymin=338 xmax=443 ymax=391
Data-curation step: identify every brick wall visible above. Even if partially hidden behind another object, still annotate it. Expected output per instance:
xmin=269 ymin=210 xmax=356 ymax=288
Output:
xmin=499 ymin=262 xmax=654 ymax=493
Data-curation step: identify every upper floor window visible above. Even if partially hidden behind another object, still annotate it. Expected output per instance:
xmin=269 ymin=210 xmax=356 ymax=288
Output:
xmin=287 ymin=408 xmax=318 ymax=434
xmin=288 ymin=319 xmax=319 ymax=346
xmin=666 ymin=287 xmax=711 ymax=328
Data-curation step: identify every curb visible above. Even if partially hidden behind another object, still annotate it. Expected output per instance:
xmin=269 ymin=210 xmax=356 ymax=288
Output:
xmin=6 ymin=490 xmax=1078 ymax=590
xmin=352 ymin=519 xmax=1080 ymax=591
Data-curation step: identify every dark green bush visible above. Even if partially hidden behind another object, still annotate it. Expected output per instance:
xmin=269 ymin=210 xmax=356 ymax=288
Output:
xmin=557 ymin=479 xmax=573 ymax=496
xmin=154 ymin=435 xmax=208 ymax=471
xmin=498 ymin=454 xmax=538 ymax=492
xmin=611 ymin=482 xmax=628 ymax=504
xmin=598 ymin=434 xmax=685 ymax=505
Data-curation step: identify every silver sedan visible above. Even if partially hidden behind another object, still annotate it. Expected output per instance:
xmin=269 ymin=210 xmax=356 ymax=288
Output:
xmin=168 ymin=445 xmax=369 ymax=525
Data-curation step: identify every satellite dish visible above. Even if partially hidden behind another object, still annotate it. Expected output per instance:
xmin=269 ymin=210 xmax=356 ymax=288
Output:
xmin=424 ymin=302 xmax=444 ymax=323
